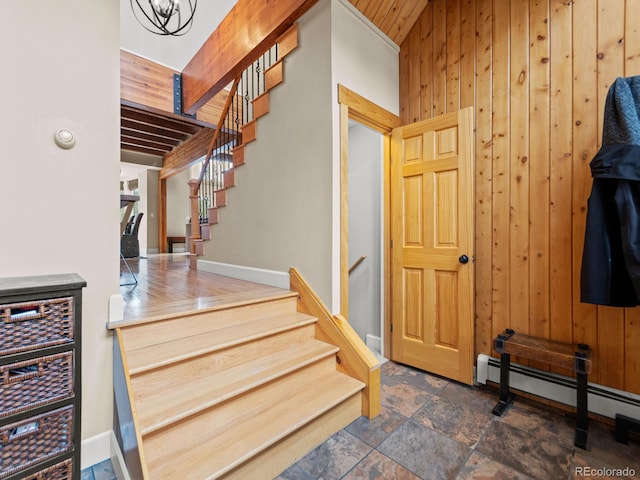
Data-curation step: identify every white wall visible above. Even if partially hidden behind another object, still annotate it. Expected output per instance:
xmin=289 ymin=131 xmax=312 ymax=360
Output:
xmin=120 ymin=0 xmax=235 ymax=71
xmin=331 ymin=0 xmax=399 ymax=114
xmin=0 ymin=0 xmax=119 ymax=461
xmin=348 ymin=123 xmax=383 ymax=341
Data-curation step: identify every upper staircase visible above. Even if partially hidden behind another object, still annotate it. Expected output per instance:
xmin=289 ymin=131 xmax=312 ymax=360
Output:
xmin=111 ymin=269 xmax=379 ymax=479
xmin=188 ymin=25 xmax=299 ymax=258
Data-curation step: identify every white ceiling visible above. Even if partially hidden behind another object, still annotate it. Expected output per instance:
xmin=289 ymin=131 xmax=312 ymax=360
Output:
xmin=120 ymin=0 xmax=237 ymax=71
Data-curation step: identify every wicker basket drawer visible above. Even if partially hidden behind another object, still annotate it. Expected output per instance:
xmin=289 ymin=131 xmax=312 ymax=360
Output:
xmin=0 ymin=406 xmax=73 ymax=479
xmin=23 ymin=458 xmax=72 ymax=480
xmin=0 ymin=353 xmax=73 ymax=419
xmin=0 ymin=297 xmax=74 ymax=356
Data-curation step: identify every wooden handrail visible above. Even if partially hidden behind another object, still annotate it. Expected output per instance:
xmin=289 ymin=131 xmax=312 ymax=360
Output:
xmin=348 ymin=255 xmax=367 ymax=274
xmin=189 ymin=77 xmax=240 ymax=241
xmin=289 ymin=267 xmax=380 ymax=418
xmin=197 ymin=77 xmax=241 ymax=188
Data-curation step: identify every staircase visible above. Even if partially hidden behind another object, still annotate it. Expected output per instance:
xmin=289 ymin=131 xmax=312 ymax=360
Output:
xmin=189 ymin=25 xmax=299 ymax=257
xmin=112 ymin=272 xmax=375 ymax=479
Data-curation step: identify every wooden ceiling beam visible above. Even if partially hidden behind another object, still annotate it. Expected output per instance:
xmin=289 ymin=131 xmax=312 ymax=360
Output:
xmin=121 ymin=143 xmax=168 ymax=157
xmin=121 ymin=108 xmax=203 ymax=135
xmin=121 ymin=135 xmax=175 ymax=152
xmin=121 ymin=129 xmax=182 ymax=148
xmin=121 ymin=119 xmax=191 ymax=142
xmin=181 ymin=0 xmax=318 ymax=115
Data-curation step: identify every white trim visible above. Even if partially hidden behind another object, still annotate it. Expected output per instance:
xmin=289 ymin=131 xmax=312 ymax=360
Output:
xmin=197 ymin=260 xmax=290 ymax=289
xmin=81 ymin=430 xmax=111 ymax=470
xmin=477 ymin=354 xmax=640 ymax=420
xmin=335 ymin=0 xmax=399 ymax=52
xmin=81 ymin=430 xmax=131 ymax=479
xmin=366 ymin=334 xmax=381 ymax=354
xmin=110 ymin=431 xmax=131 ymax=480
xmin=108 ymin=294 xmax=124 ymax=323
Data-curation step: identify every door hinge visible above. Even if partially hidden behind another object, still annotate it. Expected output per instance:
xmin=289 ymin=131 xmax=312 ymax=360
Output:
xmin=390 ymin=323 xmax=393 ymax=333
xmin=390 ymin=240 xmax=393 ymax=249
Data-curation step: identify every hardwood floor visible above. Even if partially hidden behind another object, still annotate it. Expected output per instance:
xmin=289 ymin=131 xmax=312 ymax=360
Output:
xmin=119 ymin=254 xmax=290 ymax=324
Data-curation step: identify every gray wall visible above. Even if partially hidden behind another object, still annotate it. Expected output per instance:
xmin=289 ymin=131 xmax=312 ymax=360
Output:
xmin=198 ymin=0 xmax=399 ymax=310
xmin=200 ymin=0 xmax=335 ymax=303
xmin=140 ymin=169 xmax=159 ymax=254
xmin=348 ymin=123 xmax=383 ymax=342
xmin=167 ymin=169 xmax=191 ymax=239
xmin=0 ymin=0 xmax=119 ymax=459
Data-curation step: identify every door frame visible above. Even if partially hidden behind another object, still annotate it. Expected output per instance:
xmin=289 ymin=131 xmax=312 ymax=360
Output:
xmin=337 ymin=85 xmax=400 ymax=357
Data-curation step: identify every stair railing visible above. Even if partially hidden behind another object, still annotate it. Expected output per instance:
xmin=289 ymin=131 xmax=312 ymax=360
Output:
xmin=188 ymin=44 xmax=280 ymax=253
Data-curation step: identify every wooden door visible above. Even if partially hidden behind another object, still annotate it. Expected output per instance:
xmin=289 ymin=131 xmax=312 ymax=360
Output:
xmin=390 ymin=107 xmax=474 ymax=384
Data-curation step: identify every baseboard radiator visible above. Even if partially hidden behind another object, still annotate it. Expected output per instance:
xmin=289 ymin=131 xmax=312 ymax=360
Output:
xmin=476 ymin=354 xmax=640 ymax=420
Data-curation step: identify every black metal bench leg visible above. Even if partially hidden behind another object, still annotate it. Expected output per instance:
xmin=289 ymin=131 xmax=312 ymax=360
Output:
xmin=615 ymin=414 xmax=640 ymax=445
xmin=574 ymin=371 xmax=589 ymax=449
xmin=574 ymin=349 xmax=589 ymax=449
xmin=492 ymin=352 xmax=515 ymax=416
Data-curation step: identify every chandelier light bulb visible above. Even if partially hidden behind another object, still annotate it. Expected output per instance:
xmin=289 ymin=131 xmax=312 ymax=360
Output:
xmin=151 ymin=0 xmax=178 ymax=19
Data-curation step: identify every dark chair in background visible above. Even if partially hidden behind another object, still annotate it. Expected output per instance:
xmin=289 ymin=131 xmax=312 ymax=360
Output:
xmin=121 ymin=212 xmax=144 ymax=258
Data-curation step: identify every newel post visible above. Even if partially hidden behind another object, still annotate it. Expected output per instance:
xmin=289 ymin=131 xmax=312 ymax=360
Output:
xmin=188 ymin=179 xmax=201 ymax=254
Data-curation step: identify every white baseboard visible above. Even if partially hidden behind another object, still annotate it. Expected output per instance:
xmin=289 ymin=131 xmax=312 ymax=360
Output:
xmin=477 ymin=354 xmax=640 ymax=420
xmin=82 ymin=430 xmax=130 ymax=479
xmin=81 ymin=431 xmax=111 ymax=470
xmin=365 ymin=334 xmax=387 ymax=364
xmin=197 ymin=260 xmax=290 ymax=289
xmin=366 ymin=334 xmax=381 ymax=353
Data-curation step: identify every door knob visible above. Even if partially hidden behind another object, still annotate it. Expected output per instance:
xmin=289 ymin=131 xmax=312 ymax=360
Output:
xmin=459 ymin=255 xmax=469 ymax=264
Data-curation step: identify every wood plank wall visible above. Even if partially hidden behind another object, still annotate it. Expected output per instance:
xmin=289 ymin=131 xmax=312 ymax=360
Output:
xmin=400 ymin=0 xmax=640 ymax=394
xmin=120 ymin=50 xmax=231 ymax=125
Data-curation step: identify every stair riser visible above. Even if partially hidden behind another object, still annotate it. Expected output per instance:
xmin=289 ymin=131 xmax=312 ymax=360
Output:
xmin=131 ymin=324 xmax=316 ymax=401
xmin=127 ymin=313 xmax=317 ymax=375
xmin=135 ymin=339 xmax=339 ymax=437
xmin=120 ymin=296 xmax=298 ymax=352
xmin=143 ymin=357 xmax=339 ymax=468
xmin=223 ymin=393 xmax=362 ymax=480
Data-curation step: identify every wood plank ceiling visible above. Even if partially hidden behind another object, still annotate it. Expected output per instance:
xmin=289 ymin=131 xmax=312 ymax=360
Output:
xmin=120 ymin=0 xmax=428 ymax=158
xmin=350 ymin=0 xmax=429 ymax=45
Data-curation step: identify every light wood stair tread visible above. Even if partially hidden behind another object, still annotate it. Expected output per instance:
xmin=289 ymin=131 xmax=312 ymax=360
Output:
xmin=145 ymin=371 xmax=365 ymax=479
xmin=119 ymin=295 xmax=298 ymax=352
xmin=135 ymin=339 xmax=340 ymax=436
xmin=111 ymin=290 xmax=298 ymax=329
xmin=126 ymin=312 xmax=317 ymax=374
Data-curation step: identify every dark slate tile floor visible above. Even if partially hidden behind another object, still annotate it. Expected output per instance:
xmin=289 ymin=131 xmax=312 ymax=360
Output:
xmin=81 ymin=459 xmax=117 ymax=480
xmin=276 ymin=360 xmax=640 ymax=480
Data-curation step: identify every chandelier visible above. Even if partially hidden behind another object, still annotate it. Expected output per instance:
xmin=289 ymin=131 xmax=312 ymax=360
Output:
xmin=130 ymin=0 xmax=197 ymax=36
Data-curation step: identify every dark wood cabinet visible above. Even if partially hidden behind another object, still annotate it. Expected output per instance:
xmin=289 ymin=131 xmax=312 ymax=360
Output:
xmin=0 ymin=274 xmax=85 ymax=480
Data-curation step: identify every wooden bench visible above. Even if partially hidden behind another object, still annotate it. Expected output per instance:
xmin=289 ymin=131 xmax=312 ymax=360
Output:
xmin=491 ymin=329 xmax=592 ymax=449
xmin=167 ymin=236 xmax=186 ymax=254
